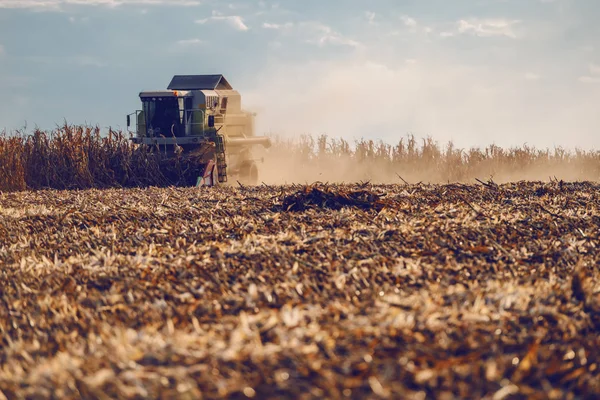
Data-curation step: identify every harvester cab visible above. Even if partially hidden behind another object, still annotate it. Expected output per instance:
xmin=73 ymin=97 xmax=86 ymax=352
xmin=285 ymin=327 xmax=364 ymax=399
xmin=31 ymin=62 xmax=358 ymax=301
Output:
xmin=126 ymin=74 xmax=271 ymax=186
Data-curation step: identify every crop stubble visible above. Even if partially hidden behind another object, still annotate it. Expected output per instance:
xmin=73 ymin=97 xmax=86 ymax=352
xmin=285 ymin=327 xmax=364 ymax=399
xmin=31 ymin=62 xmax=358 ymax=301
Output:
xmin=0 ymin=182 xmax=599 ymax=399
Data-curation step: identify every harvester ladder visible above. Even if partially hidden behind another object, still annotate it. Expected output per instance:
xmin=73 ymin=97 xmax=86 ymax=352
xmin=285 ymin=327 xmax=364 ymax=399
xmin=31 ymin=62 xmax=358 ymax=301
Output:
xmin=215 ymin=134 xmax=228 ymax=183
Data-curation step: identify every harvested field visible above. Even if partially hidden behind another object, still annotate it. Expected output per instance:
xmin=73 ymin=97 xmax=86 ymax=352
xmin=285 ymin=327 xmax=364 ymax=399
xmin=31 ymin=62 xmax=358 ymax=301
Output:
xmin=1 ymin=182 xmax=600 ymax=399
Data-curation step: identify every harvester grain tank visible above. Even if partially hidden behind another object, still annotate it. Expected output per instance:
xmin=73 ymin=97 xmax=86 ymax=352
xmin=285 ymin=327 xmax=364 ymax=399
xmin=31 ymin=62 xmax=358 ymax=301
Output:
xmin=126 ymin=74 xmax=271 ymax=185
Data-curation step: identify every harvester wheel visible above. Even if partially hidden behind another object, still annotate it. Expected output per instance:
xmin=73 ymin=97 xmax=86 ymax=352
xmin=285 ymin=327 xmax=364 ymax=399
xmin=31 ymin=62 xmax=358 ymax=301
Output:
xmin=197 ymin=160 xmax=220 ymax=187
xmin=240 ymin=161 xmax=259 ymax=186
xmin=211 ymin=163 xmax=220 ymax=186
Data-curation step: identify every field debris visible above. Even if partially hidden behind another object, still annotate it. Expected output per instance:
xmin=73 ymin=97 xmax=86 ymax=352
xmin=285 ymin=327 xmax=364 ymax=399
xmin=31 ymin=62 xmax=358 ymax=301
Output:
xmin=0 ymin=181 xmax=599 ymax=399
xmin=278 ymin=183 xmax=390 ymax=211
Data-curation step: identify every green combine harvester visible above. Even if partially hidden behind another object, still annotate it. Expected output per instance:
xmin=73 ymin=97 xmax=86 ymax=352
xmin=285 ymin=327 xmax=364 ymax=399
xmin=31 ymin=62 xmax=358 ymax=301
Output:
xmin=127 ymin=74 xmax=271 ymax=186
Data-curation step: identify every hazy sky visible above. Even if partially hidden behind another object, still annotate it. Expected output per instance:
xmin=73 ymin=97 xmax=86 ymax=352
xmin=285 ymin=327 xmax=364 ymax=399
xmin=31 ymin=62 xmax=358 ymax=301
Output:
xmin=0 ymin=0 xmax=598 ymax=148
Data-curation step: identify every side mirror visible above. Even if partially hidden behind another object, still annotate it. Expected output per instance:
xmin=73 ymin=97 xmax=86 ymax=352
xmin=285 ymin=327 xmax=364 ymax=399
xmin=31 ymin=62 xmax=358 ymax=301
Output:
xmin=127 ymin=115 xmax=131 ymax=127
xmin=208 ymin=115 xmax=215 ymax=127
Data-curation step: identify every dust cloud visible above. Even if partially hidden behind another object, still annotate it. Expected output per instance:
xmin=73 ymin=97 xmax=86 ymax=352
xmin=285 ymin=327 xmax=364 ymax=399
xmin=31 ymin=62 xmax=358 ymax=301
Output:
xmin=252 ymin=144 xmax=600 ymax=185
xmin=243 ymin=60 xmax=600 ymax=151
xmin=242 ymin=59 xmax=600 ymax=184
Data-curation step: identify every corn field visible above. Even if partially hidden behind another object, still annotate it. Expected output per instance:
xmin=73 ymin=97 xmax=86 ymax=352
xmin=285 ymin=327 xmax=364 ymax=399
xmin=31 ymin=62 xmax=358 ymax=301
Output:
xmin=0 ymin=125 xmax=200 ymax=192
xmin=1 ymin=125 xmax=599 ymax=192
xmin=260 ymin=134 xmax=600 ymax=184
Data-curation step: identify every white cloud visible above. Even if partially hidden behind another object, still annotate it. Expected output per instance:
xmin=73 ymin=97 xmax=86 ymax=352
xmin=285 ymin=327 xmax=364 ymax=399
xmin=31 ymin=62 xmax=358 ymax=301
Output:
xmin=0 ymin=0 xmax=201 ymax=9
xmin=260 ymin=20 xmax=359 ymax=48
xmin=300 ymin=22 xmax=361 ymax=48
xmin=365 ymin=11 xmax=376 ymax=25
xmin=457 ymin=18 xmax=521 ymax=38
xmin=176 ymin=38 xmax=204 ymax=46
xmin=589 ymin=63 xmax=600 ymax=75
xmin=401 ymin=15 xmax=417 ymax=28
xmin=396 ymin=15 xmax=435 ymax=35
xmin=525 ymin=72 xmax=541 ymax=80
xmin=68 ymin=15 xmax=89 ymax=22
xmin=262 ymin=22 xmax=293 ymax=30
xmin=196 ymin=14 xmax=249 ymax=31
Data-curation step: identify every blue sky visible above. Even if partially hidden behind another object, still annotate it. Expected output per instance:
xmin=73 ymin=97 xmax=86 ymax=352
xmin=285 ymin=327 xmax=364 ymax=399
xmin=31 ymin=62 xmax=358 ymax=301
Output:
xmin=0 ymin=0 xmax=598 ymax=148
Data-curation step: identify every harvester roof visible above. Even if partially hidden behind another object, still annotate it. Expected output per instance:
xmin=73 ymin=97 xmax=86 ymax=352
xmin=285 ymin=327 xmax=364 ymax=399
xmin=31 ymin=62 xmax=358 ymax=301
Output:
xmin=139 ymin=90 xmax=192 ymax=98
xmin=167 ymin=75 xmax=233 ymax=91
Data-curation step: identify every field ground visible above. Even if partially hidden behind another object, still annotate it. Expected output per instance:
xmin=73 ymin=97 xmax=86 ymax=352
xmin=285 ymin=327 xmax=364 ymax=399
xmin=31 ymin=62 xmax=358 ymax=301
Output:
xmin=1 ymin=182 xmax=599 ymax=399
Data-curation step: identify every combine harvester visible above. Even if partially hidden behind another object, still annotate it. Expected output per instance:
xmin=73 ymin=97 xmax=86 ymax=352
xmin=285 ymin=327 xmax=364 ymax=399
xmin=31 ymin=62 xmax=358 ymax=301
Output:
xmin=126 ymin=74 xmax=271 ymax=186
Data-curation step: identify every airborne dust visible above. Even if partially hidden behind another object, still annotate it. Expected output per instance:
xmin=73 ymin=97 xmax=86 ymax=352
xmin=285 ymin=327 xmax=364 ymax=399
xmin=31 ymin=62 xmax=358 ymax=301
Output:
xmin=253 ymin=140 xmax=600 ymax=185
xmin=241 ymin=60 xmax=600 ymax=185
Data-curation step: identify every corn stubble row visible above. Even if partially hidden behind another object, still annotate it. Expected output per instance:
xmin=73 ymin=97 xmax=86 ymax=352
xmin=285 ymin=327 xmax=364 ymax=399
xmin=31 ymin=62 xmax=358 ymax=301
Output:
xmin=2 ymin=125 xmax=600 ymax=191
xmin=1 ymin=181 xmax=599 ymax=399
